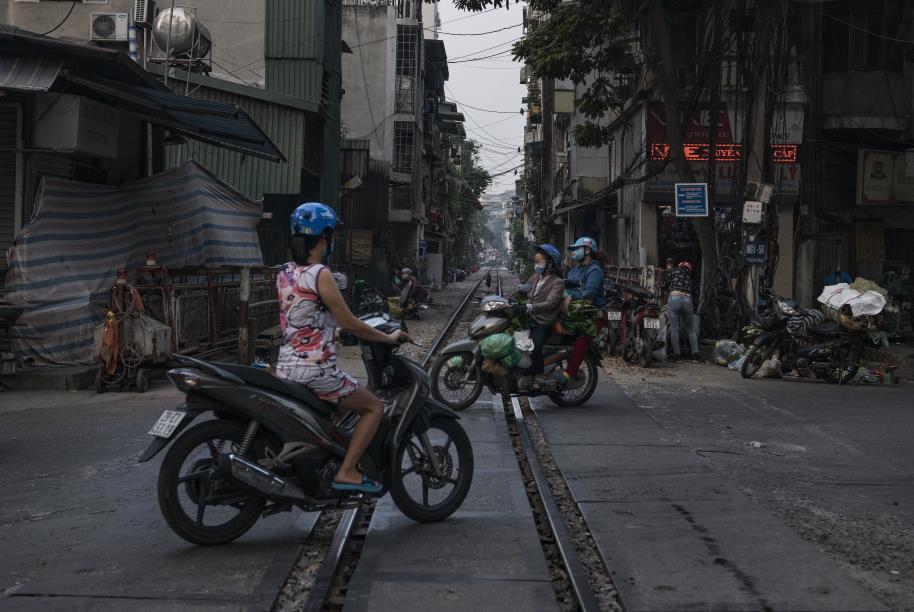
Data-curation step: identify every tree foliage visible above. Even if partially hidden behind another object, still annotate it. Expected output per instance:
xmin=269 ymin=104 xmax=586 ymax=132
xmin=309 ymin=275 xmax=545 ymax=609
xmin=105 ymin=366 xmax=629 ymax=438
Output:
xmin=453 ymin=0 xmax=630 ymax=148
xmin=446 ymin=140 xmax=493 ymax=267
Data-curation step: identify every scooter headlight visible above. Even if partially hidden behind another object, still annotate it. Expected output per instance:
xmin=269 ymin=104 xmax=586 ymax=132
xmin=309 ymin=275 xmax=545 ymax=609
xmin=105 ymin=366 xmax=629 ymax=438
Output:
xmin=167 ymin=368 xmax=201 ymax=393
xmin=482 ymin=300 xmax=506 ymax=312
xmin=777 ymin=300 xmax=799 ymax=316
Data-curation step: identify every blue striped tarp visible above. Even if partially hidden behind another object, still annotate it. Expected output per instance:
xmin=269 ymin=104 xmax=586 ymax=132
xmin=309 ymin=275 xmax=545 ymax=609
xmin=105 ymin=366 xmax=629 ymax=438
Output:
xmin=6 ymin=161 xmax=264 ymax=366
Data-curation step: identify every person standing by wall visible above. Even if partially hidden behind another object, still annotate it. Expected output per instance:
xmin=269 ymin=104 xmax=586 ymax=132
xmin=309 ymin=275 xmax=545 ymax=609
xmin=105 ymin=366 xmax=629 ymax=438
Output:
xmin=667 ymin=261 xmax=700 ymax=362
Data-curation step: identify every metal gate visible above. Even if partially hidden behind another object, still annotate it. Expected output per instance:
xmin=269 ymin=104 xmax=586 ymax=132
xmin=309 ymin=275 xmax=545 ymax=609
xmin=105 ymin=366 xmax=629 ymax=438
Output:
xmin=814 ymin=222 xmax=854 ymax=290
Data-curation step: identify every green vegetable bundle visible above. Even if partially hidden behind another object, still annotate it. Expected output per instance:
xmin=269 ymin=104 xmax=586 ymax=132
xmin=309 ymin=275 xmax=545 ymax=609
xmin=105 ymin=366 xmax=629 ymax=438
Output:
xmin=560 ymin=299 xmax=601 ymax=336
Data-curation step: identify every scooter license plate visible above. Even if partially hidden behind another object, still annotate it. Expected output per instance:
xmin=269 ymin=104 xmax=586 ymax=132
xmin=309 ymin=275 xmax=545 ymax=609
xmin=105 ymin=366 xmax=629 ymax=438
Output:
xmin=148 ymin=410 xmax=185 ymax=438
xmin=643 ymin=317 xmax=661 ymax=329
xmin=606 ymin=310 xmax=622 ymax=321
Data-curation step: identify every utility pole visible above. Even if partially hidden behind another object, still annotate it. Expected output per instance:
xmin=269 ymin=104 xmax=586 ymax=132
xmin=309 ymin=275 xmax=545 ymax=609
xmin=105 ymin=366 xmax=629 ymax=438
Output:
xmin=541 ymin=76 xmax=554 ymax=243
xmin=743 ymin=2 xmax=774 ymax=315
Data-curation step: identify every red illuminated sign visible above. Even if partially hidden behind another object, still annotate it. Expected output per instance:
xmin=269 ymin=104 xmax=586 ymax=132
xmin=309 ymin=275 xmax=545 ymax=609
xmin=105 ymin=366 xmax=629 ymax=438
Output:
xmin=649 ymin=143 xmax=798 ymax=164
xmin=771 ymin=144 xmax=798 ymax=163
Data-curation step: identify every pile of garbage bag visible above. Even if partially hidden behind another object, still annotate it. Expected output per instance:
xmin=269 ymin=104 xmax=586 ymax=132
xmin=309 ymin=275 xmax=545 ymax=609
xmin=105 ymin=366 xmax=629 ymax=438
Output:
xmin=818 ymin=278 xmax=898 ymax=332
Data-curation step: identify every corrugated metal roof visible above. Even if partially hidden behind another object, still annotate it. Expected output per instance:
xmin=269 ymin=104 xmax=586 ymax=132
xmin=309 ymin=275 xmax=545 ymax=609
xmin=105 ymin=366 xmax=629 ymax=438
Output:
xmin=0 ymin=57 xmax=62 ymax=92
xmin=146 ymin=64 xmax=319 ymax=113
xmin=0 ymin=25 xmax=163 ymax=90
xmin=68 ymin=76 xmax=284 ymax=162
xmin=164 ymin=83 xmax=306 ymax=200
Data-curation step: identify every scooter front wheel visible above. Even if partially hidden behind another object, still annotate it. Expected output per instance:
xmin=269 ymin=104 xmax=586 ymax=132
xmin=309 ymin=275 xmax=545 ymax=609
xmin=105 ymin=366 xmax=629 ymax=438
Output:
xmin=431 ymin=352 xmax=483 ymax=411
xmin=390 ymin=416 xmax=474 ymax=523
xmin=741 ymin=344 xmax=774 ymax=379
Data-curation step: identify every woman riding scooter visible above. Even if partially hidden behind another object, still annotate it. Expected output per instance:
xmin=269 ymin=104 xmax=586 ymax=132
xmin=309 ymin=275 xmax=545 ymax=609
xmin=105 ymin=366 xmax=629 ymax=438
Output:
xmin=513 ymin=244 xmax=564 ymax=384
xmin=275 ymin=202 xmax=408 ymax=494
xmin=555 ymin=236 xmax=607 ymax=385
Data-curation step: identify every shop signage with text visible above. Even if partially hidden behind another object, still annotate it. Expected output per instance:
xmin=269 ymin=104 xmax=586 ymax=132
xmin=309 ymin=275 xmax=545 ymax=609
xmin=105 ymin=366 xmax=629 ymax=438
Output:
xmin=857 ymin=149 xmax=914 ymax=205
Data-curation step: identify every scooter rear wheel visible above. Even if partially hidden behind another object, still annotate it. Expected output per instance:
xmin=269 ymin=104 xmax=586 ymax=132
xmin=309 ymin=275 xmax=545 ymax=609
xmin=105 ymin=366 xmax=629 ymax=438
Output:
xmin=157 ymin=420 xmax=270 ymax=546
xmin=548 ymin=354 xmax=599 ymax=407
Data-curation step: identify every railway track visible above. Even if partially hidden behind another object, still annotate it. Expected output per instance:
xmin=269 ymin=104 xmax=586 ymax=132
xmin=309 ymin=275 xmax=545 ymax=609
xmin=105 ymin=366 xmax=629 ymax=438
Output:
xmin=273 ymin=271 xmax=493 ymax=612
xmin=503 ymin=394 xmax=623 ymax=611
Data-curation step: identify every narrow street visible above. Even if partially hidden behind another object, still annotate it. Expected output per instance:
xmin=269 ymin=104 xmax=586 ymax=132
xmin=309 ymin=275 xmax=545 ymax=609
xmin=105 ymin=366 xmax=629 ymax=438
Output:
xmin=1 ymin=272 xmax=912 ymax=611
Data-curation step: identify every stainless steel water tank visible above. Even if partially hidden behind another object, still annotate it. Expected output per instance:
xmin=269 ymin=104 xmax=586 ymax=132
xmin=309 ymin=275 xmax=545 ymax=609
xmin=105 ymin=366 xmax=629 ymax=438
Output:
xmin=152 ymin=8 xmax=211 ymax=58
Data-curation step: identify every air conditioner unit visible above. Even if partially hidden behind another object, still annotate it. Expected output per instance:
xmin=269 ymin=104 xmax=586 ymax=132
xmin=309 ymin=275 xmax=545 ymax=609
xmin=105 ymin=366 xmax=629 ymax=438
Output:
xmin=90 ymin=13 xmax=129 ymax=42
xmin=133 ymin=0 xmax=156 ymax=28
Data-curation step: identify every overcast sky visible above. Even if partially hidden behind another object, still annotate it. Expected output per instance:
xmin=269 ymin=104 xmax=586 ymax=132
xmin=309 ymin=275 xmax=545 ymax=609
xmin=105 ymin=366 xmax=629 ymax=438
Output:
xmin=435 ymin=2 xmax=526 ymax=195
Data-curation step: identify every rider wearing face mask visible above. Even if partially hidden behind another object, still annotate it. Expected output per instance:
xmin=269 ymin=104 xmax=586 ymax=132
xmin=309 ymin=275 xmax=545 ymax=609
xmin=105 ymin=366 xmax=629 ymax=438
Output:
xmin=513 ymin=244 xmax=564 ymax=379
xmin=556 ymin=236 xmax=607 ymax=385
xmin=276 ymin=203 xmax=408 ymax=494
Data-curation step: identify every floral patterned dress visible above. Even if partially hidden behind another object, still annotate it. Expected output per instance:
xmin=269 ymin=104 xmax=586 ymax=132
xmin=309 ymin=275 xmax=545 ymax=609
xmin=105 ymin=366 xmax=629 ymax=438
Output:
xmin=274 ymin=263 xmax=358 ymax=402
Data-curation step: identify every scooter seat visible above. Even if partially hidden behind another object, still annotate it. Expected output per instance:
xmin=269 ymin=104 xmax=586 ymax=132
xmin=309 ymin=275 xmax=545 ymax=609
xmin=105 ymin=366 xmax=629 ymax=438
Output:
xmin=216 ymin=363 xmax=335 ymax=418
xmin=545 ymin=334 xmax=575 ymax=346
xmin=811 ymin=322 xmax=842 ymax=335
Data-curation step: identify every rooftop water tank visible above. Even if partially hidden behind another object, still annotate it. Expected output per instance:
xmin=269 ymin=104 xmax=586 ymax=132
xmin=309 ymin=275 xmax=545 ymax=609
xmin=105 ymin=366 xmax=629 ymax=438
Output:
xmin=152 ymin=8 xmax=211 ymax=58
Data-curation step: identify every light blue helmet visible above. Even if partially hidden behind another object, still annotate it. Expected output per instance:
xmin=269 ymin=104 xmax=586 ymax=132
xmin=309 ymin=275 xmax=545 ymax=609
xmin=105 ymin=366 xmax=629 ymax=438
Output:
xmin=290 ymin=202 xmax=340 ymax=237
xmin=568 ymin=236 xmax=598 ymax=253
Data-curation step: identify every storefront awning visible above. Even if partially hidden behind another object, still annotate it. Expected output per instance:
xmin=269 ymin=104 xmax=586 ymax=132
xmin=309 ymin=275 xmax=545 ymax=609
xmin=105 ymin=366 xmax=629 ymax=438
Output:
xmin=0 ymin=57 xmax=62 ymax=92
xmin=66 ymin=76 xmax=285 ymax=162
xmin=0 ymin=27 xmax=283 ymax=162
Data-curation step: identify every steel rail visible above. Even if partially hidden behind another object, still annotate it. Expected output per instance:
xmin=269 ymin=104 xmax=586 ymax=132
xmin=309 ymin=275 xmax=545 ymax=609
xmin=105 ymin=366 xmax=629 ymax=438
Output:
xmin=298 ymin=270 xmax=492 ymax=611
xmin=300 ymin=505 xmax=362 ymax=612
xmin=421 ymin=273 xmax=487 ymax=368
xmin=510 ymin=396 xmax=603 ymax=612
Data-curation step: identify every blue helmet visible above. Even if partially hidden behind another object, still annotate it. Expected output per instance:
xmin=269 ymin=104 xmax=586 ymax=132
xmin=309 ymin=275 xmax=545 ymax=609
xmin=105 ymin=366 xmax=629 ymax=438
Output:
xmin=290 ymin=202 xmax=340 ymax=237
xmin=568 ymin=236 xmax=598 ymax=253
xmin=535 ymin=243 xmax=562 ymax=267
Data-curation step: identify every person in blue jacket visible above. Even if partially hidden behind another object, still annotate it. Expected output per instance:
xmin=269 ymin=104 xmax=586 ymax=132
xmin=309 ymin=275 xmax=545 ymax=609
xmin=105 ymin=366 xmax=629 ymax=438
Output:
xmin=555 ymin=236 xmax=606 ymax=386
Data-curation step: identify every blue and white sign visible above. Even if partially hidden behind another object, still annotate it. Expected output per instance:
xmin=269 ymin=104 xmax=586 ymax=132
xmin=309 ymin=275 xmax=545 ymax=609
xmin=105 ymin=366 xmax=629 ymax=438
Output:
xmin=674 ymin=182 xmax=709 ymax=217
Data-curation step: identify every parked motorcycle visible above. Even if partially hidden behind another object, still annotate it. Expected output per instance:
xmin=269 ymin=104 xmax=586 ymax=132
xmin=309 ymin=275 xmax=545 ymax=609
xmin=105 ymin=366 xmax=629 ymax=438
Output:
xmin=430 ymin=294 xmax=600 ymax=410
xmin=596 ymin=280 xmax=624 ymax=355
xmin=620 ymin=286 xmax=663 ymax=367
xmin=139 ymin=312 xmax=473 ymax=546
xmin=741 ymin=292 xmax=872 ymax=384
xmin=352 ymin=279 xmax=387 ymax=316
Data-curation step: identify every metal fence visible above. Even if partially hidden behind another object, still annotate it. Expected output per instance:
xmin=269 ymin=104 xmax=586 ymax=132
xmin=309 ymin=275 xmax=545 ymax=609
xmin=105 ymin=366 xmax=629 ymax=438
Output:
xmin=131 ymin=266 xmax=280 ymax=356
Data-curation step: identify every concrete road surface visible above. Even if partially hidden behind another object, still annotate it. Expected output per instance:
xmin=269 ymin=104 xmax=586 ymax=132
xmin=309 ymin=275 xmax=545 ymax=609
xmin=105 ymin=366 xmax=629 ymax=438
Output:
xmin=532 ymin=358 xmax=912 ymax=611
xmin=0 ymin=385 xmax=314 ymax=611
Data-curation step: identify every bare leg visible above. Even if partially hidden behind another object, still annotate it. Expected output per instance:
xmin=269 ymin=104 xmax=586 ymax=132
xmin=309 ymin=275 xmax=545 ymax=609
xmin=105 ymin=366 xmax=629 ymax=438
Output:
xmin=334 ymin=387 xmax=383 ymax=484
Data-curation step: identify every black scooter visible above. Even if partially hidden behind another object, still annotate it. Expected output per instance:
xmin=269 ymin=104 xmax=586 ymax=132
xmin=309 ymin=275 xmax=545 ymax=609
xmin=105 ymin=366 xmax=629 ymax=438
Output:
xmin=139 ymin=312 xmax=473 ymax=546
xmin=741 ymin=293 xmax=872 ymax=384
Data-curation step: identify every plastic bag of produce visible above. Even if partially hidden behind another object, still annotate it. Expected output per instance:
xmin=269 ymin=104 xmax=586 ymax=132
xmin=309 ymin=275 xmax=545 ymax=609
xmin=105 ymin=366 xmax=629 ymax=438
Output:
xmin=480 ymin=332 xmax=517 ymax=359
xmin=757 ymin=356 xmax=783 ymax=378
xmin=714 ymin=340 xmax=744 ymax=366
xmin=850 ymin=277 xmax=888 ymax=297
xmin=513 ymin=330 xmax=534 ymax=353
xmin=499 ymin=348 xmax=522 ymax=369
